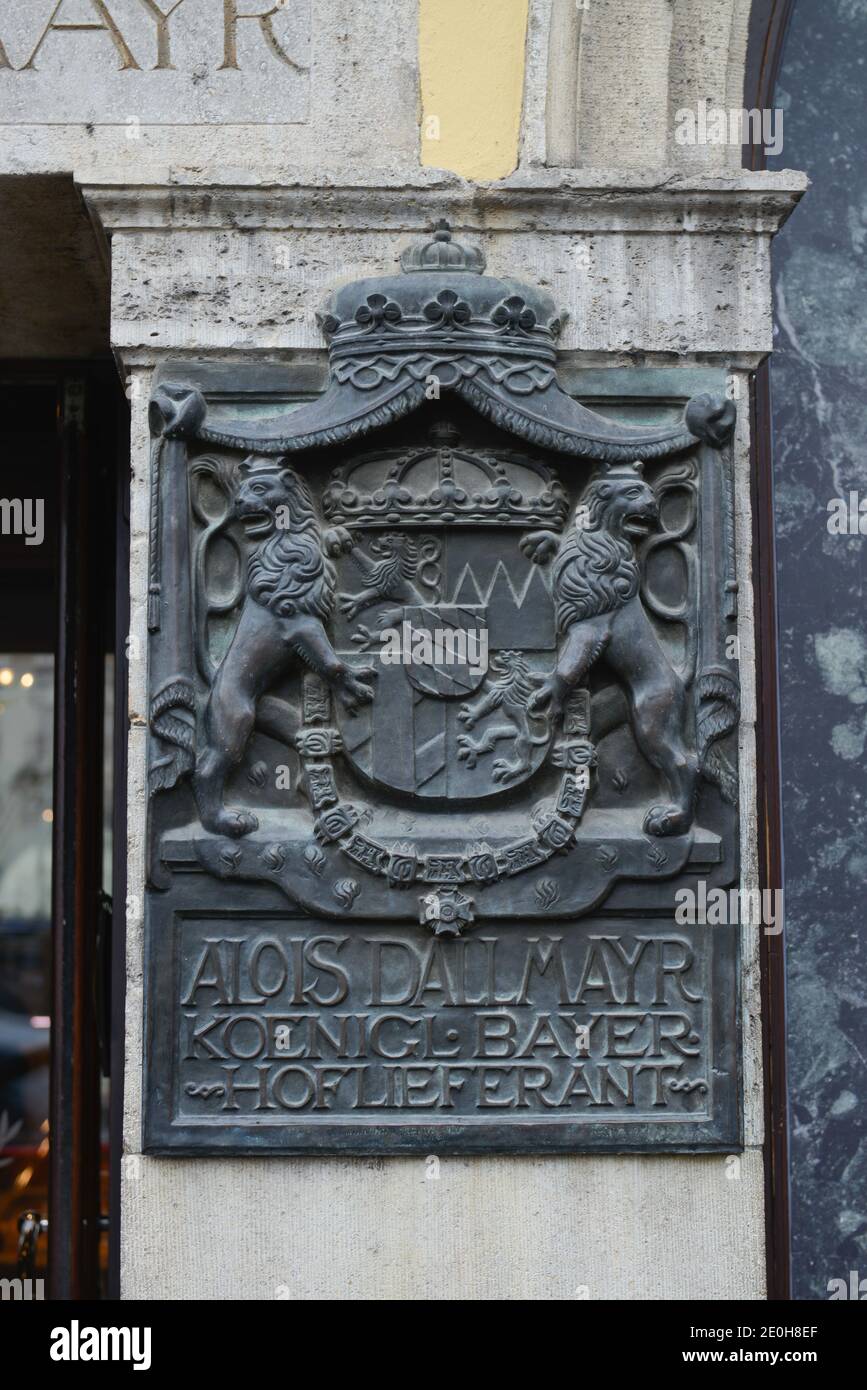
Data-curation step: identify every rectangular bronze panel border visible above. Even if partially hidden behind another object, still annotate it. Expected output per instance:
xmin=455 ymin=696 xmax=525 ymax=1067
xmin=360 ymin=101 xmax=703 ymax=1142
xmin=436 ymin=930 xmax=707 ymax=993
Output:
xmin=143 ymin=895 xmax=741 ymax=1156
xmin=141 ymin=360 xmax=743 ymax=1157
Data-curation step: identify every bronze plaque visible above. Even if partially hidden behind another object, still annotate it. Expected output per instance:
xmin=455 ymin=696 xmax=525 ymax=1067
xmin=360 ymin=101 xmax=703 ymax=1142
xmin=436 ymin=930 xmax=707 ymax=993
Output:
xmin=143 ymin=228 xmax=741 ymax=1153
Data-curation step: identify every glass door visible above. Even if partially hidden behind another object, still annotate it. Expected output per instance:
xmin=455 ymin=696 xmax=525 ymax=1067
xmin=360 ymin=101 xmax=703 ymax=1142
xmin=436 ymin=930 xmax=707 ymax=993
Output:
xmin=0 ymin=368 xmax=126 ymax=1299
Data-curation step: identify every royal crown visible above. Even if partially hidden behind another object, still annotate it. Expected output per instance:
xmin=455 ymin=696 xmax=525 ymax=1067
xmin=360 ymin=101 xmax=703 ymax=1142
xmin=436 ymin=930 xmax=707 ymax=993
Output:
xmin=322 ymin=423 xmax=569 ymax=530
xmin=317 ymin=221 xmax=564 ymax=395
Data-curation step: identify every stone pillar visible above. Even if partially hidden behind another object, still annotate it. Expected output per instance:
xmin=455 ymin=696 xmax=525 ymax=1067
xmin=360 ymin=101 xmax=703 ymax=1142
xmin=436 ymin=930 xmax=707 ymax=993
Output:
xmin=85 ymin=151 xmax=803 ymax=1296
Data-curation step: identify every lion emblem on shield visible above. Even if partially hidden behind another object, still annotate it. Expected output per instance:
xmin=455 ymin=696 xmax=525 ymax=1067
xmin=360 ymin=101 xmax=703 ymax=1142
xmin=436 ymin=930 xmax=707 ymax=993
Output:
xmin=456 ymin=651 xmax=549 ymax=784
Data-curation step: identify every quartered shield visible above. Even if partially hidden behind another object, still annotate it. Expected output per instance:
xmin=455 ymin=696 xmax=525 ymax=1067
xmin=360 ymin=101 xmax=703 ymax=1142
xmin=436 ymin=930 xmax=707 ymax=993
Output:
xmin=335 ymin=528 xmax=556 ymax=800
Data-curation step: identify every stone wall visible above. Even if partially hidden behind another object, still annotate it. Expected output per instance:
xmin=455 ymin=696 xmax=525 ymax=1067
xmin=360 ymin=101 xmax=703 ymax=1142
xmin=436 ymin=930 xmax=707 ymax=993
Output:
xmin=0 ymin=0 xmax=807 ymax=1299
xmin=99 ymin=172 xmax=801 ymax=1299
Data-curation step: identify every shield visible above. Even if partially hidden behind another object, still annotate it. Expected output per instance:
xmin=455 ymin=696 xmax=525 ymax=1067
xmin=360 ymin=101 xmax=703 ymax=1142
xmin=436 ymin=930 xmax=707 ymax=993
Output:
xmin=335 ymin=531 xmax=556 ymax=801
xmin=400 ymin=604 xmax=487 ymax=698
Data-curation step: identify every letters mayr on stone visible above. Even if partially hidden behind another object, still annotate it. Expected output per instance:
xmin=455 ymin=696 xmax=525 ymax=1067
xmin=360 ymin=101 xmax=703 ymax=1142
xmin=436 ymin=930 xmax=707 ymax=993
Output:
xmin=0 ymin=1 xmax=310 ymax=126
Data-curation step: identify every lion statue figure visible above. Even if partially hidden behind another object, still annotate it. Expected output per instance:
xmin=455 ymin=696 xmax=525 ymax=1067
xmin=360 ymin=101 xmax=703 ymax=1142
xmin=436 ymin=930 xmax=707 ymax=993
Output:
xmin=523 ymin=461 xmax=701 ymax=837
xmin=192 ymin=457 xmax=375 ymax=838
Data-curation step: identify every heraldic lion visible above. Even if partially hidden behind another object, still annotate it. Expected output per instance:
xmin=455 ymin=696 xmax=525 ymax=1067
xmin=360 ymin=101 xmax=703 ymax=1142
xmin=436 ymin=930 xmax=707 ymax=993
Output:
xmin=524 ymin=462 xmax=699 ymax=837
xmin=457 ymin=650 xmax=550 ymax=783
xmin=192 ymin=459 xmax=376 ymax=838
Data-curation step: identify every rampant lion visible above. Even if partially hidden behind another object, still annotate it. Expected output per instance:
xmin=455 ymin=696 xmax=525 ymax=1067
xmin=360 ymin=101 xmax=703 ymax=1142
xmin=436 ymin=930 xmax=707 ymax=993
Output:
xmin=192 ymin=459 xmax=376 ymax=838
xmin=457 ymin=650 xmax=550 ymax=784
xmin=339 ymin=532 xmax=442 ymax=627
xmin=522 ymin=462 xmax=701 ymax=837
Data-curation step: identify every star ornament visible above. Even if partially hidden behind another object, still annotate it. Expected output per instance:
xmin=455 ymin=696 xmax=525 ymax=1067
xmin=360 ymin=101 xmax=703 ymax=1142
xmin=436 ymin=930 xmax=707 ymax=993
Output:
xmin=419 ymin=888 xmax=475 ymax=937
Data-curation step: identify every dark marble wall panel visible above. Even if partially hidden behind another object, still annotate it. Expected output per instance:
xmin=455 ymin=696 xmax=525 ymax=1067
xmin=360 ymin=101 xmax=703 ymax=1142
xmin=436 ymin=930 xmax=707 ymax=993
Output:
xmin=768 ymin=0 xmax=867 ymax=1301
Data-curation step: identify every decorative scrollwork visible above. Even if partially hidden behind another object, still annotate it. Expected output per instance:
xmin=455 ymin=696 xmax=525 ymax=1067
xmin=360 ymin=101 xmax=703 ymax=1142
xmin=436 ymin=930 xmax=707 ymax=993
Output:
xmin=190 ymin=454 xmax=245 ymax=684
xmin=639 ymin=458 xmax=699 ymax=685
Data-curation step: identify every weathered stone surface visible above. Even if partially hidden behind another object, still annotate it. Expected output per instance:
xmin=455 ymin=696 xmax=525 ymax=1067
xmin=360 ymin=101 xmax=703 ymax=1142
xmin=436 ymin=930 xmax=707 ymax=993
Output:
xmin=0 ymin=0 xmax=802 ymax=1301
xmin=768 ymin=0 xmax=867 ymax=1299
xmin=84 ymin=174 xmax=806 ymax=358
xmin=0 ymin=0 xmax=420 ymax=182
xmin=523 ymin=0 xmax=753 ymax=171
xmin=0 ymin=0 xmax=311 ymax=126
xmin=121 ymin=1147 xmax=766 ymax=1300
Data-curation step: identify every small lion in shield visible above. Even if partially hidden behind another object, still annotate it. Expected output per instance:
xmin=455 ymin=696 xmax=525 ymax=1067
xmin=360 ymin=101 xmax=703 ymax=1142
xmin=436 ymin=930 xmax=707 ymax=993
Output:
xmin=457 ymin=651 xmax=549 ymax=784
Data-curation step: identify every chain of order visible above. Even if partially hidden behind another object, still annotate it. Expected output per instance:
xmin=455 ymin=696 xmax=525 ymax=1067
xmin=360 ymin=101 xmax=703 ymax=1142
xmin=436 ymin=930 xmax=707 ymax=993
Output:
xmin=295 ymin=675 xmax=595 ymax=892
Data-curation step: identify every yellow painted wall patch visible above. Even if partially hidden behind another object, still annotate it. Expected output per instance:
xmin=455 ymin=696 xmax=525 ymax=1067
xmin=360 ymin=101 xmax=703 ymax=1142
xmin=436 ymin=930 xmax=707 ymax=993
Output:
xmin=419 ymin=0 xmax=530 ymax=181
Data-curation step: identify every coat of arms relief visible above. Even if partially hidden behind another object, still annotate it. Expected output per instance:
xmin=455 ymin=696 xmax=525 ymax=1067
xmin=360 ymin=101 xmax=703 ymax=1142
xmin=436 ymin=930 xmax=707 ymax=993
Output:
xmin=146 ymin=224 xmax=740 ymax=935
